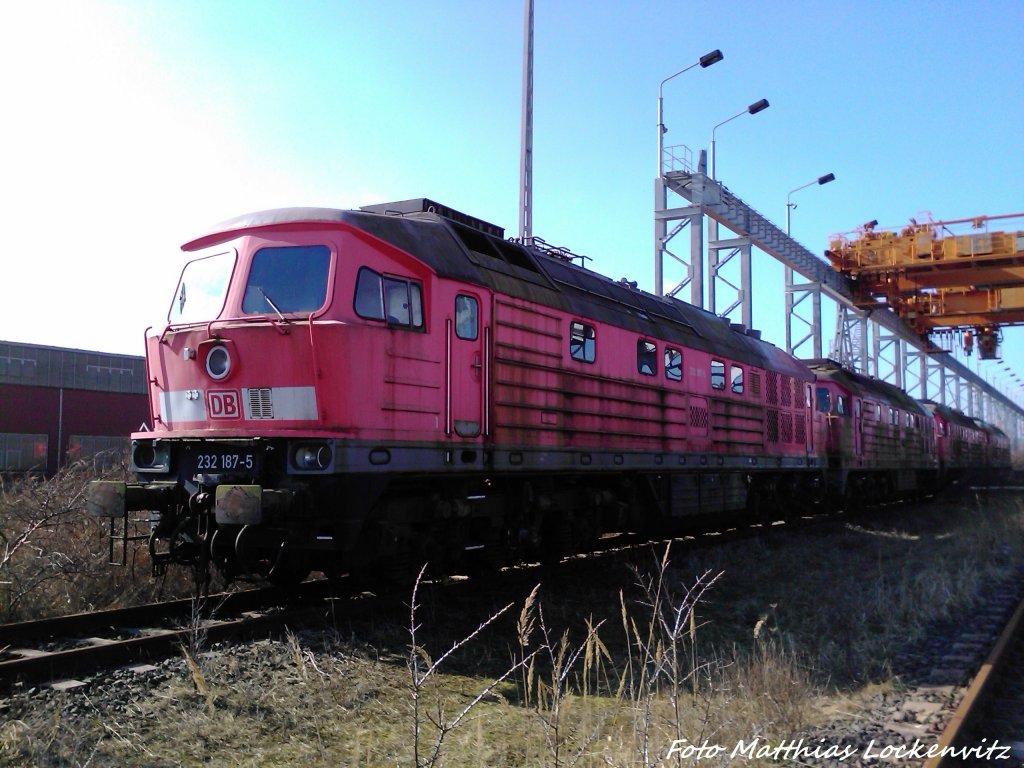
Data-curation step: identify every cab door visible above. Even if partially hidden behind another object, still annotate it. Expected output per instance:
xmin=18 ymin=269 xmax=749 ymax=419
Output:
xmin=448 ymin=292 xmax=488 ymax=440
xmin=852 ymin=398 xmax=863 ymax=463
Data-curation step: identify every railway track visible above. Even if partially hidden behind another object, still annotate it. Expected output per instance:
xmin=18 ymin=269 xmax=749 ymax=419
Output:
xmin=0 ymin=580 xmax=348 ymax=691
xmin=926 ymin=585 xmax=1024 ymax=766
xmin=0 ymin=499 xmax=921 ymax=695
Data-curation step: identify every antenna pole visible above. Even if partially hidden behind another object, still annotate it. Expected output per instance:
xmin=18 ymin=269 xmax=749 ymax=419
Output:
xmin=518 ymin=0 xmax=534 ymax=240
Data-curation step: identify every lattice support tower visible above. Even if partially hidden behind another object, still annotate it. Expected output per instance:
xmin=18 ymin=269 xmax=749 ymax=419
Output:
xmin=903 ymin=346 xmax=927 ymax=400
xmin=786 ymin=267 xmax=823 ymax=359
xmin=830 ymin=304 xmax=868 ymax=374
xmin=654 ymin=170 xmax=704 ymax=306
xmin=652 ymin=161 xmax=1024 ymax=436
xmin=927 ymin=357 xmax=948 ymax=406
xmin=708 ymin=235 xmax=752 ymax=328
xmin=870 ymin=323 xmax=905 ymax=390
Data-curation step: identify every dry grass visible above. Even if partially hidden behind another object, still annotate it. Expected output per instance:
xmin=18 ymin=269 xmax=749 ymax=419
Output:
xmin=0 ymin=457 xmax=191 ymax=622
xmin=1 ymin=489 xmax=1022 ymax=766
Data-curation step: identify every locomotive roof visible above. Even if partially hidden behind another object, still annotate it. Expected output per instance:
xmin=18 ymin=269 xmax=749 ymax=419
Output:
xmin=185 ymin=203 xmax=811 ymax=379
xmin=805 ymin=359 xmax=930 ymax=416
xmin=971 ymin=417 xmax=1008 ymax=439
xmin=920 ymin=400 xmax=986 ymax=429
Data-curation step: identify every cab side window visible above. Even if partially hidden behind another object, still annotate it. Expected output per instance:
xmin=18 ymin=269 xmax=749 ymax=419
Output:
xmin=354 ymin=268 xmax=384 ymax=320
xmin=354 ymin=267 xmax=424 ymax=329
xmin=816 ymin=387 xmax=831 ymax=413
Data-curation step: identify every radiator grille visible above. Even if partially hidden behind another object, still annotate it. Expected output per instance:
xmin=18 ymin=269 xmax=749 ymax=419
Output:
xmin=766 ymin=409 xmax=779 ymax=443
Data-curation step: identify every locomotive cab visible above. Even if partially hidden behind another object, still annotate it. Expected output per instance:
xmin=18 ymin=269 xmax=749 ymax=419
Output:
xmin=87 ymin=208 xmax=461 ymax=582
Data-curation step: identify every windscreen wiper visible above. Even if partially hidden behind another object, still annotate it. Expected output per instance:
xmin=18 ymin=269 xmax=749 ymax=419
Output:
xmin=257 ymin=287 xmax=291 ymax=332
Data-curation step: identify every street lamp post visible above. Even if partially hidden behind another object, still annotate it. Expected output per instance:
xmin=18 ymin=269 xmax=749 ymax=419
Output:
xmin=654 ymin=48 xmax=722 ymax=301
xmin=783 ymin=172 xmax=836 ymax=359
xmin=709 ymin=98 xmax=769 ymax=181
xmin=657 ymin=49 xmax=723 ymax=175
xmin=706 ymin=98 xmax=769 ymax=327
xmin=786 ymin=173 xmax=836 ymax=235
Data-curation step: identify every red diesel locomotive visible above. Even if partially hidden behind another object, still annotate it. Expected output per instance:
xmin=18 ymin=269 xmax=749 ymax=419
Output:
xmin=85 ymin=199 xmax=999 ymax=584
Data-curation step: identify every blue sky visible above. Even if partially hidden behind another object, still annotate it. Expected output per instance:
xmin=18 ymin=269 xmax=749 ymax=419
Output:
xmin=1 ymin=1 xmax=1021 ymax=394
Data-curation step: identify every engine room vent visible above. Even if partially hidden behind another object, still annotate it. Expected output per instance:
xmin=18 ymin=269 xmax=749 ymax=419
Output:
xmin=765 ymin=370 xmax=779 ymax=406
xmin=795 ymin=414 xmax=806 ymax=445
xmin=780 ymin=413 xmax=793 ymax=444
xmin=246 ymin=388 xmax=274 ymax=420
xmin=360 ymin=198 xmax=504 ymax=238
xmin=689 ymin=403 xmax=709 ymax=433
xmin=749 ymin=371 xmax=762 ymax=401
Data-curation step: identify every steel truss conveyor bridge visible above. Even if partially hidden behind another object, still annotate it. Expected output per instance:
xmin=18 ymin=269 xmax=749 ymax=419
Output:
xmin=652 ymin=149 xmax=1024 ymax=445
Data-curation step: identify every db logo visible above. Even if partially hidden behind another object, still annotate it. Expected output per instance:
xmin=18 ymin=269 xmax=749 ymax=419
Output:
xmin=207 ymin=390 xmax=241 ymax=420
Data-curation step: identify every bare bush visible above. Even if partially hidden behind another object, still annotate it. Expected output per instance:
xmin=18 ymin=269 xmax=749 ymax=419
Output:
xmin=0 ymin=458 xmax=189 ymax=622
xmin=407 ymin=564 xmax=539 ymax=767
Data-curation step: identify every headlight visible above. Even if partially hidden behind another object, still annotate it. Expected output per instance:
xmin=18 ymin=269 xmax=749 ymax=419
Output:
xmin=205 ymin=345 xmax=231 ymax=380
xmin=131 ymin=440 xmax=170 ymax=472
xmin=293 ymin=444 xmax=332 ymax=471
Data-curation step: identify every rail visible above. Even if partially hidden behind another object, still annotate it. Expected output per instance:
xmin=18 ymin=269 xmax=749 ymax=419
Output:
xmin=925 ymin=587 xmax=1024 ymax=767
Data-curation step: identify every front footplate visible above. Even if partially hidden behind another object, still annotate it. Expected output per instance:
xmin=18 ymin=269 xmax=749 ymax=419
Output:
xmin=86 ymin=481 xmax=178 ymax=518
xmin=86 ymin=481 xmax=177 ymax=566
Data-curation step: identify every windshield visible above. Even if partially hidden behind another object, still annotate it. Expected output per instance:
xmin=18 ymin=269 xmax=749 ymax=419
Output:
xmin=241 ymin=245 xmax=331 ymax=315
xmin=167 ymin=250 xmax=235 ymax=324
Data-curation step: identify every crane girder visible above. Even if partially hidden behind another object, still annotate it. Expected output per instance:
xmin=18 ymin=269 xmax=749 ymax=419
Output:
xmin=828 ymin=214 xmax=1024 ymax=349
xmin=904 ymin=285 xmax=1024 ymax=332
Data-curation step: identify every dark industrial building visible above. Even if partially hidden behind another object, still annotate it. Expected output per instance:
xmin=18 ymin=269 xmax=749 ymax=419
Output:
xmin=0 ymin=340 xmax=149 ymax=474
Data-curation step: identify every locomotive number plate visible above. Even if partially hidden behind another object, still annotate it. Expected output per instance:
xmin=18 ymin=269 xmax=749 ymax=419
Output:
xmin=193 ymin=451 xmax=258 ymax=472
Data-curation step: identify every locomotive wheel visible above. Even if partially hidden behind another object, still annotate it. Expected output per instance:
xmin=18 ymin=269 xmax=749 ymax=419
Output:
xmin=268 ymin=548 xmax=312 ymax=587
xmin=540 ymin=513 xmax=572 ymax=565
xmin=234 ymin=524 xmax=284 ymax=577
xmin=154 ymin=513 xmax=203 ymax=564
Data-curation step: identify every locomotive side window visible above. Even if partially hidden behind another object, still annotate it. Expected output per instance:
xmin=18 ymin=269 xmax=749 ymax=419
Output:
xmin=730 ymin=365 xmax=744 ymax=394
xmin=834 ymin=395 xmax=848 ymax=415
xmin=665 ymin=347 xmax=682 ymax=381
xmin=242 ymin=245 xmax=330 ymax=315
xmin=637 ymin=340 xmax=656 ymax=376
xmin=354 ymin=267 xmax=423 ymax=329
xmin=569 ymin=321 xmax=596 ymax=363
xmin=710 ymin=360 xmax=725 ymax=390
xmin=815 ymin=387 xmax=830 ymax=413
xmin=455 ymin=295 xmax=478 ymax=340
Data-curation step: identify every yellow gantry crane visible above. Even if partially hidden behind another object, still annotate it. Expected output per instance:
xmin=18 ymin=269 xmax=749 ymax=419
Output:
xmin=827 ymin=213 xmax=1024 ymax=358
